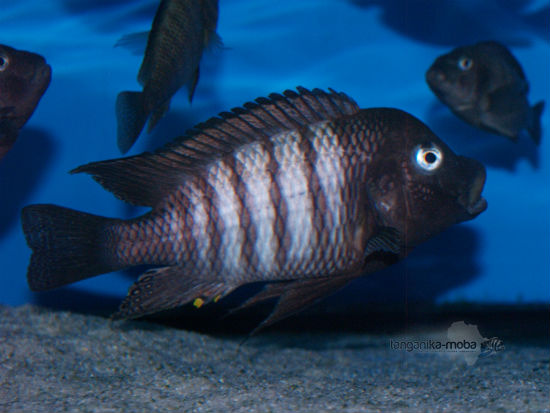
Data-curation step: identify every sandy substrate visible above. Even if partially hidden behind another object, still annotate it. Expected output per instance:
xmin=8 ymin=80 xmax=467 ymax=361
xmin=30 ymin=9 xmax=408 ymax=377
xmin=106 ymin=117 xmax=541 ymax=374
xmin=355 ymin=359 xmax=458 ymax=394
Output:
xmin=1 ymin=305 xmax=548 ymax=412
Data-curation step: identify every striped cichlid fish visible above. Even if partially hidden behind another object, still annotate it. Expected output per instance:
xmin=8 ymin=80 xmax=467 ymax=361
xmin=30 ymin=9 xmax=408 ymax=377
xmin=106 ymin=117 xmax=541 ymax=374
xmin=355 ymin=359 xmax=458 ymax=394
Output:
xmin=22 ymin=88 xmax=487 ymax=330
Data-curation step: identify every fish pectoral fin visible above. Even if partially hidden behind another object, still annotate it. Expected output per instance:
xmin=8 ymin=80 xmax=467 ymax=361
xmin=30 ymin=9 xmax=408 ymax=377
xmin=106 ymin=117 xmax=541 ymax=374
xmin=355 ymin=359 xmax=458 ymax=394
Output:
xmin=242 ymin=276 xmax=357 ymax=335
xmin=481 ymin=85 xmax=528 ymax=140
xmin=112 ymin=267 xmax=234 ymax=320
xmin=364 ymin=226 xmax=401 ymax=257
xmin=114 ymin=30 xmax=149 ymax=56
xmin=486 ymin=84 xmax=525 ymax=115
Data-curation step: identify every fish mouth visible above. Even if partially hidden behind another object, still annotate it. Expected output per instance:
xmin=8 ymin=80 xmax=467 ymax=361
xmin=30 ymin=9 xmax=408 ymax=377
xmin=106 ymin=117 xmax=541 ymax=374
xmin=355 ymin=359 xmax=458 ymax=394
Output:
xmin=466 ymin=196 xmax=487 ymax=216
xmin=39 ymin=64 xmax=52 ymax=83
xmin=461 ymin=167 xmax=488 ymax=217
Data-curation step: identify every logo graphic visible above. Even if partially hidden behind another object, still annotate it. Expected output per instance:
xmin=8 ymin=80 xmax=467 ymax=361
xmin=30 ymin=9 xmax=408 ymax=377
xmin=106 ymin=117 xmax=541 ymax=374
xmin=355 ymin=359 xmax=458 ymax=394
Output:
xmin=390 ymin=321 xmax=504 ymax=366
xmin=480 ymin=337 xmax=505 ymax=358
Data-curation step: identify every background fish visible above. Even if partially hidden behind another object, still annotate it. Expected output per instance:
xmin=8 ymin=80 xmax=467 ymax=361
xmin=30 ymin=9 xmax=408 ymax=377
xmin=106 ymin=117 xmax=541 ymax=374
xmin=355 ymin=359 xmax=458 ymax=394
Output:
xmin=116 ymin=0 xmax=220 ymax=154
xmin=426 ymin=40 xmax=544 ymax=144
xmin=22 ymin=88 xmax=487 ymax=330
xmin=0 ymin=44 xmax=51 ymax=160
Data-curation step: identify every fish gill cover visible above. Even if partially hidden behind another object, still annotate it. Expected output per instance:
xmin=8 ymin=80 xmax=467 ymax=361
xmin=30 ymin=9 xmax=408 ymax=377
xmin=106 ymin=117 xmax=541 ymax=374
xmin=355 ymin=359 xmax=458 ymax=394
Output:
xmin=0 ymin=0 xmax=548 ymax=319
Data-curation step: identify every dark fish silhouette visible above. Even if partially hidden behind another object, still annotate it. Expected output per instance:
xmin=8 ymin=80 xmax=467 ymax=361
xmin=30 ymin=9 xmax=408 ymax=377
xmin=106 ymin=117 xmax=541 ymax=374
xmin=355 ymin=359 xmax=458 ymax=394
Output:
xmin=426 ymin=41 xmax=544 ymax=144
xmin=22 ymin=88 xmax=487 ymax=331
xmin=116 ymin=0 xmax=220 ymax=153
xmin=0 ymin=45 xmax=51 ymax=160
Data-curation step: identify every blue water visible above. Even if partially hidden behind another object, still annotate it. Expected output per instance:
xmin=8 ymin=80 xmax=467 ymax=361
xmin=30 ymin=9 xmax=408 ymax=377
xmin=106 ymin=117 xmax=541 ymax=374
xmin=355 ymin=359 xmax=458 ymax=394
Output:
xmin=1 ymin=0 xmax=549 ymax=310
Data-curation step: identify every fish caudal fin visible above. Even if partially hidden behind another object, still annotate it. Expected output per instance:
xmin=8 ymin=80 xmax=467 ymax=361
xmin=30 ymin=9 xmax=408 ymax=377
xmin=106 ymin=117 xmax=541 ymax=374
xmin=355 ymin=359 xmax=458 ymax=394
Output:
xmin=528 ymin=100 xmax=545 ymax=145
xmin=116 ymin=91 xmax=148 ymax=153
xmin=21 ymin=204 xmax=124 ymax=291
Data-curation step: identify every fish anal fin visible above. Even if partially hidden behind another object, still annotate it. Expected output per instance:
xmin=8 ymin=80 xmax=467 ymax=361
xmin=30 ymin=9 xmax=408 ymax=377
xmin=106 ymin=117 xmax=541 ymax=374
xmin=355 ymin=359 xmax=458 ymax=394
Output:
xmin=246 ymin=276 xmax=357 ymax=335
xmin=147 ymin=100 xmax=171 ymax=133
xmin=112 ymin=267 xmax=234 ymax=320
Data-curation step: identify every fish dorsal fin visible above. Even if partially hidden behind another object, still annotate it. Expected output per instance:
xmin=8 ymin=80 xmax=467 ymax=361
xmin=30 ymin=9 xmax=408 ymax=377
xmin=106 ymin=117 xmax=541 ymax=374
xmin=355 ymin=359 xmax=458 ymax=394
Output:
xmin=72 ymin=87 xmax=360 ymax=206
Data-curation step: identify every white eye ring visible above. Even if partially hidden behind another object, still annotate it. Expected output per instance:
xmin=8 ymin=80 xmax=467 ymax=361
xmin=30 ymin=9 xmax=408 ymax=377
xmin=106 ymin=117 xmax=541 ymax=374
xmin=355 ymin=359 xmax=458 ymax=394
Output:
xmin=415 ymin=146 xmax=443 ymax=171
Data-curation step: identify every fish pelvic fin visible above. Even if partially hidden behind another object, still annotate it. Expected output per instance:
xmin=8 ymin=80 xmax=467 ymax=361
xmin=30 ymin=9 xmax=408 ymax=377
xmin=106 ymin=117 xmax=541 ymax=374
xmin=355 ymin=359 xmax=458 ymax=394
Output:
xmin=116 ymin=91 xmax=149 ymax=153
xmin=233 ymin=276 xmax=356 ymax=335
xmin=528 ymin=100 xmax=545 ymax=145
xmin=21 ymin=204 xmax=125 ymax=291
xmin=112 ymin=266 xmax=235 ymax=319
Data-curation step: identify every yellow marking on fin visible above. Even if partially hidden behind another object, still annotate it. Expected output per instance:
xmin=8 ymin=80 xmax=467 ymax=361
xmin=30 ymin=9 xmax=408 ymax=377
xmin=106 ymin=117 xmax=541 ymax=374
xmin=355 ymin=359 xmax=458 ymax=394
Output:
xmin=213 ymin=295 xmax=221 ymax=303
xmin=193 ymin=298 xmax=204 ymax=309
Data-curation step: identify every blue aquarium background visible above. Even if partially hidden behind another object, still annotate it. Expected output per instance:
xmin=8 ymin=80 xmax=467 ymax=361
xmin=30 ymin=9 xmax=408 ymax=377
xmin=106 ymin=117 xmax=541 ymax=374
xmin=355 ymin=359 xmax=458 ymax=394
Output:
xmin=0 ymin=0 xmax=548 ymax=312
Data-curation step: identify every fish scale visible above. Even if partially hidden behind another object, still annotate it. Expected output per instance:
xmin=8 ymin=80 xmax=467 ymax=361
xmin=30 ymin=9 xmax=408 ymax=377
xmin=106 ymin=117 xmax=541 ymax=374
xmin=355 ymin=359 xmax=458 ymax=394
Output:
xmin=111 ymin=123 xmax=364 ymax=284
xmin=22 ymin=87 xmax=488 ymax=328
xmin=142 ymin=124 xmax=364 ymax=282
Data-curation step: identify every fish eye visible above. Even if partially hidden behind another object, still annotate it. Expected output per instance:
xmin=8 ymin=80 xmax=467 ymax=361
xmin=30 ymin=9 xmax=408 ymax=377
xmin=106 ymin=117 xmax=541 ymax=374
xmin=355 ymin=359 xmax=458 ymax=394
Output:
xmin=458 ymin=56 xmax=473 ymax=71
xmin=415 ymin=146 xmax=443 ymax=172
xmin=0 ymin=55 xmax=9 ymax=71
